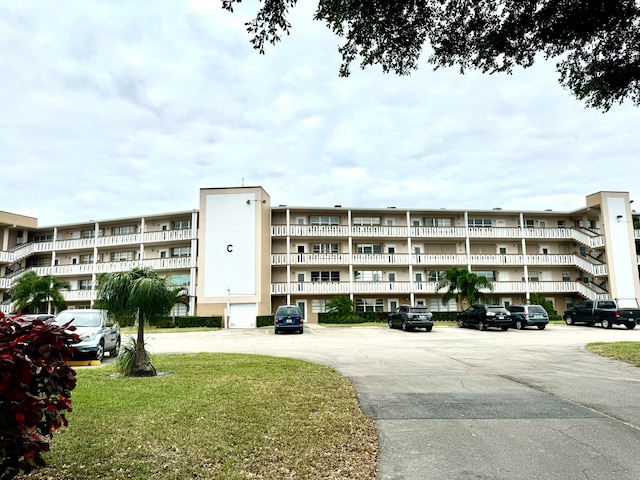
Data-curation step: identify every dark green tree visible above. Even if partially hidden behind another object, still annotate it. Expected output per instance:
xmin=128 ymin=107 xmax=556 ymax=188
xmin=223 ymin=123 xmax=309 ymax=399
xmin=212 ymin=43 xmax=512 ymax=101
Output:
xmin=222 ymin=0 xmax=640 ymax=110
xmin=436 ymin=267 xmax=493 ymax=309
xmin=96 ymin=267 xmax=188 ymax=377
xmin=529 ymin=293 xmax=559 ymax=319
xmin=10 ymin=271 xmax=69 ymax=314
xmin=326 ymin=295 xmax=358 ymax=322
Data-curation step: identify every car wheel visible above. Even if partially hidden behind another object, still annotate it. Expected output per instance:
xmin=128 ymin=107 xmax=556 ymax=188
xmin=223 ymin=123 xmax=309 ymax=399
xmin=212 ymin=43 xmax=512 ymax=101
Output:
xmin=401 ymin=320 xmax=408 ymax=331
xmin=274 ymin=328 xmax=278 ymax=335
xmin=299 ymin=327 xmax=304 ymax=334
xmin=110 ymin=336 xmax=121 ymax=357
xmin=457 ymin=319 xmax=464 ymax=328
xmin=95 ymin=341 xmax=104 ymax=362
xmin=538 ymin=324 xmax=546 ymax=330
xmin=388 ymin=319 xmax=394 ymax=329
xmin=564 ymin=315 xmax=574 ymax=325
xmin=478 ymin=321 xmax=486 ymax=331
xmin=626 ymin=322 xmax=636 ymax=330
xmin=501 ymin=326 xmax=509 ymax=331
xmin=601 ymin=317 xmax=612 ymax=329
xmin=425 ymin=326 xmax=433 ymax=332
xmin=515 ymin=320 xmax=524 ymax=330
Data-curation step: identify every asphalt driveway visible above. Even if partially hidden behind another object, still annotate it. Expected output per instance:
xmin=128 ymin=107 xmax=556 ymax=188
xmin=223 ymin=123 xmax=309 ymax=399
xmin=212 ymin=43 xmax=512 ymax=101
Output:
xmin=140 ymin=324 xmax=640 ymax=479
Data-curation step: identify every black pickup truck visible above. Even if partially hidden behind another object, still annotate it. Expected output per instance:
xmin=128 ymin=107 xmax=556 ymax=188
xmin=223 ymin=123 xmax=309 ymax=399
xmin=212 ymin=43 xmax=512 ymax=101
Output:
xmin=563 ymin=299 xmax=640 ymax=329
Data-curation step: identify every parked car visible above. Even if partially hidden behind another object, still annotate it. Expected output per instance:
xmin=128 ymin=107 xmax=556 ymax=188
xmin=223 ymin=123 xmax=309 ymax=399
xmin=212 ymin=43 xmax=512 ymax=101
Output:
xmin=52 ymin=309 xmax=120 ymax=361
xmin=506 ymin=304 xmax=549 ymax=330
xmin=21 ymin=313 xmax=55 ymax=322
xmin=456 ymin=305 xmax=512 ymax=331
xmin=388 ymin=305 xmax=434 ymax=332
xmin=274 ymin=305 xmax=304 ymax=334
xmin=563 ymin=299 xmax=640 ymax=329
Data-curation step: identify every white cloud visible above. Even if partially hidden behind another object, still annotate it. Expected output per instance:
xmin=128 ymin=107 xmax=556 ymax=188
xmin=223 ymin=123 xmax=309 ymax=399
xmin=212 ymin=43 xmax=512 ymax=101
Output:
xmin=1 ymin=1 xmax=639 ymax=226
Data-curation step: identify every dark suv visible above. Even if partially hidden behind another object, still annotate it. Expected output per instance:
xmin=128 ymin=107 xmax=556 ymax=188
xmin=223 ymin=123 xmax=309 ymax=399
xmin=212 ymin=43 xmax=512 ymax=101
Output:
xmin=274 ymin=305 xmax=304 ymax=334
xmin=507 ymin=304 xmax=549 ymax=330
xmin=456 ymin=305 xmax=512 ymax=331
xmin=388 ymin=305 xmax=434 ymax=332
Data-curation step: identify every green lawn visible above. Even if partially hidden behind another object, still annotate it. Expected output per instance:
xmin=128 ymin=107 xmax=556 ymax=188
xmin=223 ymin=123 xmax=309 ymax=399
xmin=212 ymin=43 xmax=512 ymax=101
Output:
xmin=18 ymin=354 xmax=377 ymax=480
xmin=586 ymin=341 xmax=640 ymax=367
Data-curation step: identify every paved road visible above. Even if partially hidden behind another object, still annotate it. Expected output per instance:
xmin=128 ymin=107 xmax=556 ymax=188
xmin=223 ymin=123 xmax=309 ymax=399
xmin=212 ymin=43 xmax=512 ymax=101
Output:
xmin=136 ymin=324 xmax=640 ymax=480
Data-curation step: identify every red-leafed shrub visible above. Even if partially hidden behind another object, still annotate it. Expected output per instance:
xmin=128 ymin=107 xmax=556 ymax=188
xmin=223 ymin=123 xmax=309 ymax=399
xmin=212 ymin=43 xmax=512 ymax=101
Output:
xmin=0 ymin=316 xmax=79 ymax=479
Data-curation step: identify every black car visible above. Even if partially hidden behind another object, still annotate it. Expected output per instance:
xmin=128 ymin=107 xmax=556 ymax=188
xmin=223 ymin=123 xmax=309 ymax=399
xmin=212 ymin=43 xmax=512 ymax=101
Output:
xmin=274 ymin=305 xmax=304 ymax=334
xmin=388 ymin=305 xmax=434 ymax=332
xmin=456 ymin=305 xmax=512 ymax=331
xmin=507 ymin=304 xmax=549 ymax=330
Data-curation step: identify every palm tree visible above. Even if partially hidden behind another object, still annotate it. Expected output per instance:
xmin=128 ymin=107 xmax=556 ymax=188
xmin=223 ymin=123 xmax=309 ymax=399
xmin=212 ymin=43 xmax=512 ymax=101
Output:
xmin=11 ymin=271 xmax=70 ymax=314
xmin=96 ymin=266 xmax=188 ymax=377
xmin=436 ymin=267 xmax=493 ymax=309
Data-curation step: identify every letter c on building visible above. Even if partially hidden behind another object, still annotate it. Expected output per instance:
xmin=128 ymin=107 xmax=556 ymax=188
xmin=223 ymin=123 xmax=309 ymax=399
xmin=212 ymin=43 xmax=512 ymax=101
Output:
xmin=227 ymin=244 xmax=233 ymax=252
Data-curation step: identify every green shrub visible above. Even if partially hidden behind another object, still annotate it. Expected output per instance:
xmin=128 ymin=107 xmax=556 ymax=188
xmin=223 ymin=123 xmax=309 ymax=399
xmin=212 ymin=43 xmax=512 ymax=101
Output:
xmin=148 ymin=316 xmax=174 ymax=328
xmin=431 ymin=312 xmax=459 ymax=322
xmin=257 ymin=315 xmax=274 ymax=328
xmin=175 ymin=316 xmax=222 ymax=328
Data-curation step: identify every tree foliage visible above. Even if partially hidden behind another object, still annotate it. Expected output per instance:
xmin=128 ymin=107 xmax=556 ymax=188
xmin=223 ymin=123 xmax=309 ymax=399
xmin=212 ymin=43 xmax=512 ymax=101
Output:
xmin=436 ymin=267 xmax=493 ymax=308
xmin=222 ymin=0 xmax=640 ymax=110
xmin=326 ymin=295 xmax=358 ymax=322
xmin=0 ymin=317 xmax=78 ymax=479
xmin=96 ymin=267 xmax=188 ymax=377
xmin=529 ymin=293 xmax=560 ymax=319
xmin=10 ymin=272 xmax=69 ymax=314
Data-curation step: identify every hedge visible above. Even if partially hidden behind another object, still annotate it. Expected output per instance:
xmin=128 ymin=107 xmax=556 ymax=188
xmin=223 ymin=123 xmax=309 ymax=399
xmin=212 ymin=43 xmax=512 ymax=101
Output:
xmin=319 ymin=311 xmax=460 ymax=324
xmin=257 ymin=315 xmax=274 ymax=328
xmin=147 ymin=316 xmax=222 ymax=328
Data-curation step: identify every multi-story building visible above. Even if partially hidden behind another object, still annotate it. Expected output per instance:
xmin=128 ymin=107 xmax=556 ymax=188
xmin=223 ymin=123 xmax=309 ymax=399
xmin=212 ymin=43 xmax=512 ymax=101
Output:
xmin=2 ymin=187 xmax=639 ymax=327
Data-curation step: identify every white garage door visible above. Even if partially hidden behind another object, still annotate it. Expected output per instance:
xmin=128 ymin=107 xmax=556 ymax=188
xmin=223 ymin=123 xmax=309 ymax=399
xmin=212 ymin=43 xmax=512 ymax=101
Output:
xmin=228 ymin=303 xmax=257 ymax=329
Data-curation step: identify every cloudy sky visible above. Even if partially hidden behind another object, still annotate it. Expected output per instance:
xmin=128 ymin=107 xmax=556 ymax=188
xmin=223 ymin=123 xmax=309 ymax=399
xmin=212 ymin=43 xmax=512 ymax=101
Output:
xmin=1 ymin=1 xmax=639 ymax=226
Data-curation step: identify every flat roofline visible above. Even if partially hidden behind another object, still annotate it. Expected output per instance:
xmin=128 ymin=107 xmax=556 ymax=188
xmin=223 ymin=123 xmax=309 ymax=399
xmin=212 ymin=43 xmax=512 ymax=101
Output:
xmin=38 ymin=209 xmax=198 ymax=229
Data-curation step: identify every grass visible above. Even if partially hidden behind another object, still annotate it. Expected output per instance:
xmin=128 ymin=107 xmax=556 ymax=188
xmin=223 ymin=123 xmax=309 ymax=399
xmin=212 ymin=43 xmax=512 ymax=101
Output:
xmin=18 ymin=354 xmax=377 ymax=480
xmin=120 ymin=326 xmax=219 ymax=334
xmin=586 ymin=341 xmax=640 ymax=367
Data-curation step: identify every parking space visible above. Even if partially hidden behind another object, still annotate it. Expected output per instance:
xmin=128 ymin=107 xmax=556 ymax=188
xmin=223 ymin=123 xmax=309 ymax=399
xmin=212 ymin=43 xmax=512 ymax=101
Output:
xmin=139 ymin=324 xmax=640 ymax=479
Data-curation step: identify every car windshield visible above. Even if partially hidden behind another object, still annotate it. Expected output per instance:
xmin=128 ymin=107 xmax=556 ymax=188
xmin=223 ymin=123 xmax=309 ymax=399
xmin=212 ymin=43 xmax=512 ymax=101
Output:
xmin=409 ymin=308 xmax=429 ymax=313
xmin=54 ymin=311 xmax=102 ymax=327
xmin=487 ymin=306 xmax=507 ymax=312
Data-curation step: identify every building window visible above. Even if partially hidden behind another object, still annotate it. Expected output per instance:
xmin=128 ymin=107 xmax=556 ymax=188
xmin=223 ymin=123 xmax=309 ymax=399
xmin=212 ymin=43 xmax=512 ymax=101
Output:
xmin=353 ymin=217 xmax=380 ymax=226
xmin=475 ymin=271 xmax=496 ymax=281
xmin=388 ymin=272 xmax=396 ymax=282
xmin=557 ymin=220 xmax=566 ymax=228
xmin=112 ymin=251 xmax=133 ymax=262
xmin=356 ymin=244 xmax=382 ymax=254
xmin=81 ymin=229 xmax=103 ymax=238
xmin=415 ymin=272 xmax=423 ymax=282
xmin=429 ymin=298 xmax=457 ymax=312
xmin=468 ymin=218 xmax=492 ymax=227
xmin=523 ymin=271 xmax=540 ymax=282
xmin=428 ymin=271 xmax=445 ymax=282
xmin=170 ymin=274 xmax=190 ymax=285
xmin=79 ymin=254 xmax=94 ymax=264
xmin=311 ymin=271 xmax=340 ymax=282
xmin=312 ymin=299 xmax=329 ymax=313
xmin=354 ymin=271 xmax=382 ymax=282
xmin=113 ymin=226 xmax=135 ymax=235
xmin=34 ymin=234 xmax=53 ymax=243
xmin=356 ymin=298 xmax=384 ymax=312
xmin=171 ymin=247 xmax=191 ymax=257
xmin=426 ymin=218 xmax=453 ymax=227
xmin=172 ymin=220 xmax=192 ymax=230
xmin=562 ymin=271 xmax=571 ymax=282
xmin=310 ymin=216 xmax=339 ymax=226
xmin=79 ymin=280 xmax=93 ymax=290
xmin=312 ymin=243 xmax=339 ymax=254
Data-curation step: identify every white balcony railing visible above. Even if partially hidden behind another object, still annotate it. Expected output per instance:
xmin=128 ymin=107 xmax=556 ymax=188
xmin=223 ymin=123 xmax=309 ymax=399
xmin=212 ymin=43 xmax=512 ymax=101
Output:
xmin=270 ymin=280 xmax=606 ymax=298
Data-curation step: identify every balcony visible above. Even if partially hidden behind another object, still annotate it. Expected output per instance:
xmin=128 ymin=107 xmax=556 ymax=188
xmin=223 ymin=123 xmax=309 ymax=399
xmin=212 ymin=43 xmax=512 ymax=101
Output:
xmin=270 ymin=279 xmax=607 ymax=300
xmin=10 ymin=257 xmax=195 ymax=279
xmin=2 ymin=229 xmax=195 ymax=261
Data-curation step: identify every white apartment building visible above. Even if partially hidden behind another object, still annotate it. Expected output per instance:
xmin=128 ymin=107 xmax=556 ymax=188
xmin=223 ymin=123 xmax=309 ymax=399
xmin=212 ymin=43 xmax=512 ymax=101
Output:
xmin=2 ymin=187 xmax=639 ymax=326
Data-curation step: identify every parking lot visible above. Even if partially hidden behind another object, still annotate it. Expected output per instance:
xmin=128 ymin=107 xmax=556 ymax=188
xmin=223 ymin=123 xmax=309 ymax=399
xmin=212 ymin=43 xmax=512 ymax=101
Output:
xmin=136 ymin=324 xmax=640 ymax=479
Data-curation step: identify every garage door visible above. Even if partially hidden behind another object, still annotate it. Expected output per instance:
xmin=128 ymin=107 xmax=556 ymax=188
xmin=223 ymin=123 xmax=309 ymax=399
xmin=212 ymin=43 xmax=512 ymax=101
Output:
xmin=228 ymin=303 xmax=257 ymax=329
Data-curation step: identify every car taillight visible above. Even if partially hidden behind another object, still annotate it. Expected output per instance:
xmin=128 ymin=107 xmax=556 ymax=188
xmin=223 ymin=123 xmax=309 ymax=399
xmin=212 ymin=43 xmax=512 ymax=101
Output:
xmin=524 ymin=313 xmax=528 ymax=318
xmin=274 ymin=316 xmax=280 ymax=324
xmin=615 ymin=311 xmax=621 ymax=318
xmin=301 ymin=318 xmax=304 ymax=324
